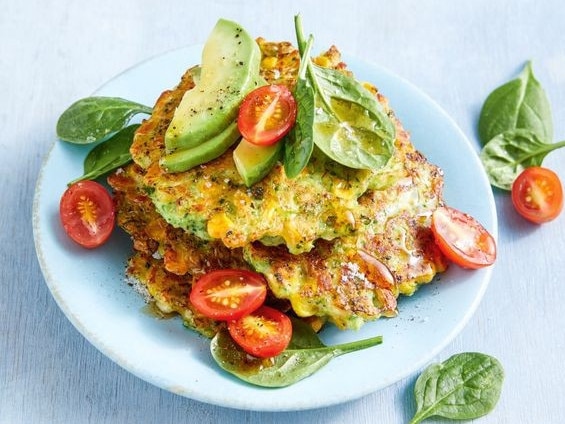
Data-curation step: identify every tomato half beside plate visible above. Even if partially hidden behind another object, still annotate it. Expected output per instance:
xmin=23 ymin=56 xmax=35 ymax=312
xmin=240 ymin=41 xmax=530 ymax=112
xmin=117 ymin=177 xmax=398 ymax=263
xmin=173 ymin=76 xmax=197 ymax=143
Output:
xmin=59 ymin=180 xmax=116 ymax=248
xmin=431 ymin=206 xmax=496 ymax=269
xmin=237 ymin=84 xmax=297 ymax=146
xmin=511 ymin=166 xmax=563 ymax=224
xmin=228 ymin=305 xmax=292 ymax=358
xmin=189 ymin=269 xmax=268 ymax=321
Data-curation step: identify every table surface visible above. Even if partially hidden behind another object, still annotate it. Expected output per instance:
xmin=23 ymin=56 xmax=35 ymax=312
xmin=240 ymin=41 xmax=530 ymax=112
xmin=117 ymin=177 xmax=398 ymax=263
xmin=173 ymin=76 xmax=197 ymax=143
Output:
xmin=3 ymin=1 xmax=565 ymax=423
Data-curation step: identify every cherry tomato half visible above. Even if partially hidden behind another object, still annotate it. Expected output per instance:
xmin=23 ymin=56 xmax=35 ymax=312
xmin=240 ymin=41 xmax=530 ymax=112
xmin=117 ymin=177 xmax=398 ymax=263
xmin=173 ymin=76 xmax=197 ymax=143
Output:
xmin=431 ymin=206 xmax=496 ymax=269
xmin=228 ymin=305 xmax=292 ymax=358
xmin=237 ymin=84 xmax=297 ymax=146
xmin=189 ymin=269 xmax=267 ymax=321
xmin=59 ymin=180 xmax=116 ymax=249
xmin=511 ymin=167 xmax=563 ymax=224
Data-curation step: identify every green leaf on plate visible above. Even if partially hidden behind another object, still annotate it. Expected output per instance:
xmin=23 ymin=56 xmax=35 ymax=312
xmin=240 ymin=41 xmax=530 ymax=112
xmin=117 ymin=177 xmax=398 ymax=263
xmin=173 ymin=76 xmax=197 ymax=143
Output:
xmin=68 ymin=124 xmax=138 ymax=185
xmin=57 ymin=96 xmax=151 ymax=144
xmin=210 ymin=318 xmax=383 ymax=388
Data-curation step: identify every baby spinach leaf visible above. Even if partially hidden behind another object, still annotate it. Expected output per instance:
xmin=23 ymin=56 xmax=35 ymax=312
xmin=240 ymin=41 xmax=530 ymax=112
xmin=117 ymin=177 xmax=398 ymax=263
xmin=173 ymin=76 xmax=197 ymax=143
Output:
xmin=478 ymin=61 xmax=553 ymax=146
xmin=68 ymin=124 xmax=139 ymax=185
xmin=311 ymin=64 xmax=396 ymax=170
xmin=409 ymin=352 xmax=504 ymax=424
xmin=57 ymin=96 xmax=152 ymax=144
xmin=291 ymin=14 xmax=396 ymax=171
xmin=479 ymin=128 xmax=565 ymax=190
xmin=210 ymin=318 xmax=382 ymax=387
xmin=284 ymin=34 xmax=315 ymax=178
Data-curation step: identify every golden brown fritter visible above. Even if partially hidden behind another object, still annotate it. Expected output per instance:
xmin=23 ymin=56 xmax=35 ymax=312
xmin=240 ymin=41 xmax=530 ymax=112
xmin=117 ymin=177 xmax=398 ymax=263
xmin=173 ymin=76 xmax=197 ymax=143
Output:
xmin=108 ymin=39 xmax=447 ymax=333
xmin=129 ymin=40 xmax=410 ymax=255
xmin=243 ymin=127 xmax=447 ymax=329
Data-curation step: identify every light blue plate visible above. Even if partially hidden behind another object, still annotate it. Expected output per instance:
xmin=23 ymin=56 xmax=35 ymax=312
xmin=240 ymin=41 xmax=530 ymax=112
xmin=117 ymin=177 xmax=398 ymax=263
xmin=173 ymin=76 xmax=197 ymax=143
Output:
xmin=33 ymin=46 xmax=497 ymax=411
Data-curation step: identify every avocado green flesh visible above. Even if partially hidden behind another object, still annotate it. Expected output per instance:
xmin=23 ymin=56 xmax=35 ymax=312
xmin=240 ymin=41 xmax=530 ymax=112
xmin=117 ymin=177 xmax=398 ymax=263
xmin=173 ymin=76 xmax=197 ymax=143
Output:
xmin=164 ymin=18 xmax=262 ymax=152
xmin=233 ymin=138 xmax=283 ymax=186
xmin=160 ymin=122 xmax=240 ymax=173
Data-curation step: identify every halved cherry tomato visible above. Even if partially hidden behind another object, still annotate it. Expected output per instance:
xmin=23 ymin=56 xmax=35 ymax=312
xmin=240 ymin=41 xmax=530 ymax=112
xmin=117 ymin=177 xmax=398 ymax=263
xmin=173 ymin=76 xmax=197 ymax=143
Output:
xmin=189 ymin=269 xmax=267 ymax=321
xmin=237 ymin=84 xmax=297 ymax=146
xmin=228 ymin=305 xmax=292 ymax=358
xmin=431 ymin=206 xmax=496 ymax=269
xmin=511 ymin=167 xmax=563 ymax=224
xmin=59 ymin=180 xmax=116 ymax=248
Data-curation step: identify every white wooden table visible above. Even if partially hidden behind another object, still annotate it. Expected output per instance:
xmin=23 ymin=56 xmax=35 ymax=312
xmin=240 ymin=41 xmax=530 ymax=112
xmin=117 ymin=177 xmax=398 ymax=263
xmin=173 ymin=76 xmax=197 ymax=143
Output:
xmin=3 ymin=1 xmax=565 ymax=422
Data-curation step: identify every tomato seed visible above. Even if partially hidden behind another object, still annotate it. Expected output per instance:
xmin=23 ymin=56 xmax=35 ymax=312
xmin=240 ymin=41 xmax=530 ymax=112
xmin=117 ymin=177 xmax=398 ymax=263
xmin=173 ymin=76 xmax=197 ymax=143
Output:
xmin=77 ymin=195 xmax=99 ymax=232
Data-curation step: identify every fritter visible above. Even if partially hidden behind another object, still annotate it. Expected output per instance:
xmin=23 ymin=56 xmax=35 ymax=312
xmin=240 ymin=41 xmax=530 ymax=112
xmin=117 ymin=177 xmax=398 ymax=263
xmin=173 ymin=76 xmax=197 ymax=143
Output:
xmin=108 ymin=39 xmax=447 ymax=333
xmin=130 ymin=40 xmax=407 ymax=255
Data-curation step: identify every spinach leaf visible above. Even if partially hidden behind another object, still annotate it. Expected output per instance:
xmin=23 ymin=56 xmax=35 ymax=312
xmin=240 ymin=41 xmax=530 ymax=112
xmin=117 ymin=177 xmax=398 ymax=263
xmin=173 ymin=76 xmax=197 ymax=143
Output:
xmin=68 ymin=124 xmax=139 ymax=185
xmin=292 ymin=14 xmax=396 ymax=171
xmin=284 ymin=34 xmax=315 ymax=178
xmin=478 ymin=61 xmax=553 ymax=146
xmin=409 ymin=352 xmax=504 ymax=424
xmin=479 ymin=128 xmax=565 ymax=190
xmin=57 ymin=96 xmax=152 ymax=144
xmin=310 ymin=64 xmax=396 ymax=169
xmin=210 ymin=318 xmax=382 ymax=387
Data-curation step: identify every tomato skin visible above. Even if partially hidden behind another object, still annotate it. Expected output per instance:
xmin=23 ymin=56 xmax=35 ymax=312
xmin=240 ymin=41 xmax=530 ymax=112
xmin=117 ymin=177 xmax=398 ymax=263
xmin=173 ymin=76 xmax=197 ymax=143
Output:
xmin=431 ymin=206 xmax=496 ymax=269
xmin=228 ymin=305 xmax=292 ymax=358
xmin=59 ymin=180 xmax=116 ymax=249
xmin=237 ymin=84 xmax=297 ymax=146
xmin=511 ymin=167 xmax=563 ymax=224
xmin=189 ymin=269 xmax=267 ymax=321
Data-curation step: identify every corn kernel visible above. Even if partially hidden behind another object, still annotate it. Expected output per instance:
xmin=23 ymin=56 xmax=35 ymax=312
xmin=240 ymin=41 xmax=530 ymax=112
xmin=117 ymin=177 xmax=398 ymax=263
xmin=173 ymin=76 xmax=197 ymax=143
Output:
xmin=261 ymin=56 xmax=278 ymax=70
xmin=362 ymin=82 xmax=377 ymax=94
xmin=313 ymin=56 xmax=331 ymax=68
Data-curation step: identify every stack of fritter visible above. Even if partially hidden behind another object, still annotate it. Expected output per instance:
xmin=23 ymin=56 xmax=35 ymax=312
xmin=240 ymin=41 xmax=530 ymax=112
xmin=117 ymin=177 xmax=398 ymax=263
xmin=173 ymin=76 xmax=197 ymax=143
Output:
xmin=108 ymin=38 xmax=447 ymax=336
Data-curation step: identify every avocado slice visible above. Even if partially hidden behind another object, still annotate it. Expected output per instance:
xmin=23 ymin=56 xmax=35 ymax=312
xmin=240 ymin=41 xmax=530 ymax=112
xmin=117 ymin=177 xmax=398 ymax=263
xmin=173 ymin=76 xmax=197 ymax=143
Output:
xmin=165 ymin=19 xmax=262 ymax=152
xmin=233 ymin=138 xmax=283 ymax=187
xmin=160 ymin=121 xmax=240 ymax=173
